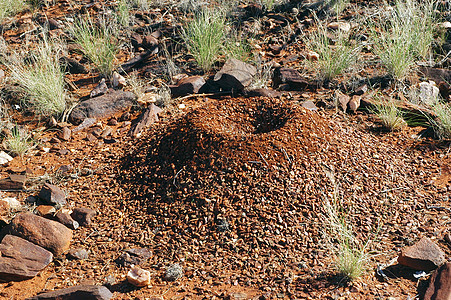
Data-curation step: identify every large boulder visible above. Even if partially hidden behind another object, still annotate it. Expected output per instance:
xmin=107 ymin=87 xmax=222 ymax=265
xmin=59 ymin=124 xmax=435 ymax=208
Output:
xmin=9 ymin=212 xmax=72 ymax=256
xmin=69 ymin=91 xmax=136 ymax=124
xmin=0 ymin=235 xmax=53 ymax=281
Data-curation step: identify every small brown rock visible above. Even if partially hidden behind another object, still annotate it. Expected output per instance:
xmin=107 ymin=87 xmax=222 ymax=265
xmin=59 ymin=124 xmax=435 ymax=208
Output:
xmin=71 ymin=207 xmax=96 ymax=227
xmin=67 ymin=248 xmax=89 ymax=260
xmin=398 ymin=237 xmax=446 ymax=271
xmin=38 ymin=183 xmax=66 ymax=206
xmin=336 ymin=91 xmax=350 ymax=112
xmin=348 ymin=95 xmax=361 ymax=113
xmin=55 ymin=211 xmax=79 ymax=230
xmin=34 ymin=205 xmax=56 ymax=218
xmin=59 ymin=127 xmax=71 ymax=141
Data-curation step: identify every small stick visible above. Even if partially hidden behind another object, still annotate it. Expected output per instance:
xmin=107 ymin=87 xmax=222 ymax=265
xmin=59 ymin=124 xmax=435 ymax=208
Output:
xmin=173 ymin=169 xmax=183 ymax=188
xmin=379 ymin=186 xmax=409 ymax=193
xmin=424 ymin=199 xmax=451 ymax=212
xmin=281 ymin=148 xmax=291 ymax=164
xmin=258 ymin=151 xmax=269 ymax=167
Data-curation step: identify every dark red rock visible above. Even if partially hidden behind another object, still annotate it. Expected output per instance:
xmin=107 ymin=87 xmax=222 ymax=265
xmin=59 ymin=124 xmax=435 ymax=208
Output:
xmin=245 ymin=88 xmax=281 ymax=98
xmin=71 ymin=207 xmax=96 ymax=227
xmin=34 ymin=205 xmax=56 ymax=218
xmin=70 ymin=91 xmax=136 ymax=125
xmin=59 ymin=127 xmax=71 ymax=141
xmin=55 ymin=211 xmax=79 ymax=230
xmin=0 ymin=235 xmax=53 ymax=281
xmin=26 ymin=285 xmax=113 ymax=300
xmin=398 ymin=237 xmax=446 ymax=271
xmin=38 ymin=183 xmax=66 ymax=206
xmin=424 ymin=262 xmax=451 ymax=300
xmin=170 ymin=76 xmax=206 ymax=97
xmin=272 ymin=67 xmax=309 ymax=90
xmin=214 ymin=58 xmax=257 ymax=91
xmin=116 ymin=248 xmax=152 ymax=267
xmin=128 ymin=104 xmax=162 ymax=137
xmin=9 ymin=212 xmax=73 ymax=256
xmin=0 ymin=175 xmax=27 ymax=191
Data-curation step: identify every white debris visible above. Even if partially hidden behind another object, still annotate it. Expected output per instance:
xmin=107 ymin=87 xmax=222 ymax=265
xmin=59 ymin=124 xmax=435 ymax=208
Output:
xmin=0 ymin=151 xmax=13 ymax=165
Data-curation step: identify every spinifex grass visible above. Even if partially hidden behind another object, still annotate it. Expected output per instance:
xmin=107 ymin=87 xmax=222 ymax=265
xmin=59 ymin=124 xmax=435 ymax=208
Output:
xmin=181 ymin=8 xmax=226 ymax=72
xmin=370 ymin=98 xmax=406 ymax=131
xmin=323 ymin=172 xmax=373 ymax=283
xmin=68 ymin=15 xmax=119 ymax=77
xmin=4 ymin=125 xmax=34 ymax=157
xmin=429 ymin=102 xmax=451 ymax=140
xmin=0 ymin=0 xmax=26 ymax=22
xmin=304 ymin=18 xmax=360 ymax=82
xmin=3 ymin=36 xmax=67 ymax=117
xmin=370 ymin=0 xmax=437 ymax=80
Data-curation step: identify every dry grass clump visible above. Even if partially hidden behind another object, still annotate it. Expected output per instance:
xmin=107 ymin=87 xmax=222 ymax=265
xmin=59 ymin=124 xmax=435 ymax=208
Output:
xmin=67 ymin=15 xmax=119 ymax=77
xmin=370 ymin=0 xmax=437 ymax=80
xmin=3 ymin=125 xmax=34 ymax=157
xmin=429 ymin=102 xmax=451 ymax=140
xmin=323 ymin=172 xmax=373 ymax=283
xmin=1 ymin=35 xmax=68 ymax=117
xmin=304 ymin=19 xmax=360 ymax=82
xmin=370 ymin=98 xmax=406 ymax=131
xmin=0 ymin=0 xmax=27 ymax=22
xmin=181 ymin=8 xmax=226 ymax=72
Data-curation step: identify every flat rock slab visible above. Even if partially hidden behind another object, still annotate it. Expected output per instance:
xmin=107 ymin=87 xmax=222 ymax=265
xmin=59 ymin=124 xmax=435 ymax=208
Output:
xmin=170 ymin=76 xmax=206 ymax=97
xmin=424 ymin=262 xmax=451 ymax=300
xmin=0 ymin=235 xmax=53 ymax=281
xmin=214 ymin=58 xmax=256 ymax=91
xmin=9 ymin=212 xmax=72 ymax=256
xmin=27 ymin=285 xmax=113 ymax=300
xmin=0 ymin=175 xmax=26 ymax=191
xmin=69 ymin=91 xmax=136 ymax=125
xmin=398 ymin=237 xmax=446 ymax=271
xmin=116 ymin=248 xmax=152 ymax=267
xmin=272 ymin=67 xmax=309 ymax=91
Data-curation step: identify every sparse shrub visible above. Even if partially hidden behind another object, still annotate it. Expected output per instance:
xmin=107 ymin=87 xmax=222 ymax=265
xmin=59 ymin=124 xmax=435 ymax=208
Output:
xmin=326 ymin=0 xmax=350 ymax=17
xmin=249 ymin=55 xmax=273 ymax=89
xmin=0 ymin=0 xmax=26 ymax=22
xmin=370 ymin=98 xmax=406 ymax=131
xmin=181 ymin=8 xmax=226 ymax=72
xmin=304 ymin=18 xmax=360 ymax=82
xmin=117 ymin=0 xmax=131 ymax=27
xmin=67 ymin=15 xmax=119 ymax=77
xmin=2 ymin=35 xmax=68 ymax=117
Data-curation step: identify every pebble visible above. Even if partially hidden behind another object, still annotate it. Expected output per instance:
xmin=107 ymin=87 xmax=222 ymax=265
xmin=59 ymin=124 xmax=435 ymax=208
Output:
xmin=127 ymin=265 xmax=151 ymax=287
xmin=164 ymin=263 xmax=183 ymax=281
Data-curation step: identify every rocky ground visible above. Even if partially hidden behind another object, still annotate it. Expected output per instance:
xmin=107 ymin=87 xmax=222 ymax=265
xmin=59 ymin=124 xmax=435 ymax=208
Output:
xmin=0 ymin=0 xmax=451 ymax=299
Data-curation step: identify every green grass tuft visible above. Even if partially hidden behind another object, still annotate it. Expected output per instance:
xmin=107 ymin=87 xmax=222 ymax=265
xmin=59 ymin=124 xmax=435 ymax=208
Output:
xmin=181 ymin=8 xmax=226 ymax=72
xmin=67 ymin=15 xmax=119 ymax=77
xmin=2 ymin=35 xmax=68 ymax=117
